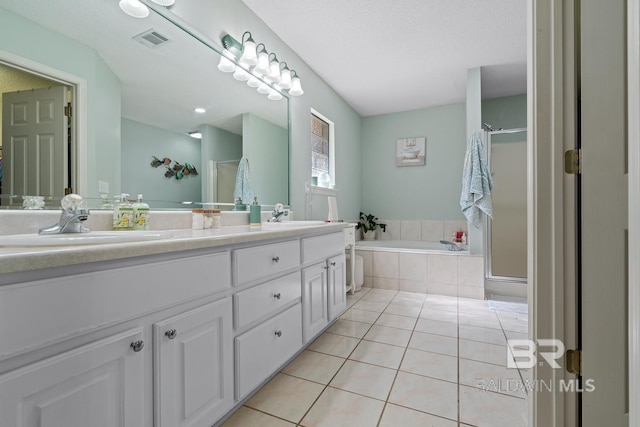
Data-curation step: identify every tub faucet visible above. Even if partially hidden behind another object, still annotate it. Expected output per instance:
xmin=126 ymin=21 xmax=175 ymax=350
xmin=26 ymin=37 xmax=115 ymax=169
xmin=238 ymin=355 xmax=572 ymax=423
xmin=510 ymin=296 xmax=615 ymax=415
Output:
xmin=268 ymin=203 xmax=285 ymax=222
xmin=39 ymin=194 xmax=91 ymax=234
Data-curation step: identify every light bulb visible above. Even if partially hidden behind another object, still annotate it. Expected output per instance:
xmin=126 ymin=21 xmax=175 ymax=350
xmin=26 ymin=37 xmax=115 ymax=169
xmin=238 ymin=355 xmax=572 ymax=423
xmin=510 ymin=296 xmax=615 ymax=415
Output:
xmin=239 ymin=38 xmax=258 ymax=66
xmin=289 ymin=75 xmax=304 ymax=96
xmin=247 ymin=75 xmax=261 ymax=88
xmin=253 ymin=51 xmax=270 ymax=76
xmin=279 ymin=67 xmax=292 ymax=90
xmin=257 ymin=82 xmax=270 ymax=94
xmin=119 ymin=0 xmax=149 ymax=18
xmin=217 ymin=54 xmax=236 ymax=73
xmin=265 ymin=59 xmax=281 ymax=84
xmin=233 ymin=67 xmax=250 ymax=81
xmin=268 ymin=89 xmax=283 ymax=101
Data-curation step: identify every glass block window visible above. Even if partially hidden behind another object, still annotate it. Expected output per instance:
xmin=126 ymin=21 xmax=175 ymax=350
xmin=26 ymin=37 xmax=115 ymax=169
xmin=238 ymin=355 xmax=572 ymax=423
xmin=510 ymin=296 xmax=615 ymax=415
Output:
xmin=311 ymin=113 xmax=330 ymax=178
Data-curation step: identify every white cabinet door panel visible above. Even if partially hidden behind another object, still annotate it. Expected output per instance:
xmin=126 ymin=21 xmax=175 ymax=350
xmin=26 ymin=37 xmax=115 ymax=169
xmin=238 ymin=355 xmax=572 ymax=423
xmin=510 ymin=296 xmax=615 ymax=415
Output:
xmin=327 ymin=254 xmax=347 ymax=320
xmin=302 ymin=263 xmax=329 ymax=343
xmin=0 ymin=328 xmax=145 ymax=427
xmin=154 ymin=298 xmax=233 ymax=427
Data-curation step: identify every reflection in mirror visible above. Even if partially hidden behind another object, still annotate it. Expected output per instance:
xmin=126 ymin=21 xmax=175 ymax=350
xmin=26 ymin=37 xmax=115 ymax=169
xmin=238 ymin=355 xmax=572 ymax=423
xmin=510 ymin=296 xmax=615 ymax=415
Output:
xmin=0 ymin=0 xmax=289 ymax=210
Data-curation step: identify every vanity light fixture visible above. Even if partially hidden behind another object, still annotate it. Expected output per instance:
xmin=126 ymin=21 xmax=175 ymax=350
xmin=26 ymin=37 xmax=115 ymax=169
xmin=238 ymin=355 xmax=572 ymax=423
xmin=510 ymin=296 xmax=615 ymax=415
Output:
xmin=188 ymin=131 xmax=202 ymax=139
xmin=217 ymin=32 xmax=304 ymax=98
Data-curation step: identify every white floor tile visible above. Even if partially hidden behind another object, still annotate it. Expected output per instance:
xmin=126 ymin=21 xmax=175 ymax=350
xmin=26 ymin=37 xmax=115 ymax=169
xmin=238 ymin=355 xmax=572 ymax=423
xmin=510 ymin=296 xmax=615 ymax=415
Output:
xmin=459 ymin=384 xmax=528 ymax=427
xmin=281 ymin=350 xmax=345 ymax=385
xmin=301 ymin=387 xmax=385 ymax=427
xmin=363 ymin=324 xmax=413 ymax=347
xmin=459 ymin=324 xmax=508 ymax=346
xmin=388 ymin=371 xmax=458 ymax=420
xmin=459 ymin=339 xmax=510 ymax=366
xmin=308 ymin=332 xmax=360 ymax=358
xmin=349 ymin=340 xmax=406 ymax=369
xmin=414 ymin=318 xmax=458 ymax=337
xmin=329 ymin=360 xmax=397 ymax=400
xmin=340 ymin=308 xmax=381 ymax=324
xmin=384 ymin=303 xmax=421 ymax=317
xmin=379 ymin=403 xmax=457 ymax=427
xmin=400 ymin=348 xmax=458 ymax=383
xmin=408 ymin=331 xmax=458 ymax=356
xmin=328 ymin=319 xmax=373 ymax=339
xmin=221 ymin=406 xmax=295 ymax=426
xmin=353 ymin=299 xmax=389 ymax=312
xmin=375 ymin=313 xmax=418 ymax=330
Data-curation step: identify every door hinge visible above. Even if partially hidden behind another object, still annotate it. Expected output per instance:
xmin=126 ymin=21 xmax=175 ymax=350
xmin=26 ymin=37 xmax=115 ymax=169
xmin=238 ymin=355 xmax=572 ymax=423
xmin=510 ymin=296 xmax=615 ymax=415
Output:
xmin=64 ymin=103 xmax=72 ymax=117
xmin=64 ymin=187 xmax=73 ymax=195
xmin=564 ymin=149 xmax=581 ymax=174
xmin=566 ymin=348 xmax=582 ymax=375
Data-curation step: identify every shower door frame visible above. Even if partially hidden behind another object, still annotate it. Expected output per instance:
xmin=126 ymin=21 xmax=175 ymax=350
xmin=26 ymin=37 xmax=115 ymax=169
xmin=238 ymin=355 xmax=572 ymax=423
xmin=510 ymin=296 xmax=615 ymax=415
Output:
xmin=483 ymin=128 xmax=528 ymax=298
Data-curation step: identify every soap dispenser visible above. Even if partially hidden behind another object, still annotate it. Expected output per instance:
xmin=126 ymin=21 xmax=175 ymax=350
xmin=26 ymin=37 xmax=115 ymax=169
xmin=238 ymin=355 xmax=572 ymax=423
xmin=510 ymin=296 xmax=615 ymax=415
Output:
xmin=113 ymin=193 xmax=134 ymax=230
xmin=250 ymin=196 xmax=261 ymax=228
xmin=133 ymin=194 xmax=150 ymax=230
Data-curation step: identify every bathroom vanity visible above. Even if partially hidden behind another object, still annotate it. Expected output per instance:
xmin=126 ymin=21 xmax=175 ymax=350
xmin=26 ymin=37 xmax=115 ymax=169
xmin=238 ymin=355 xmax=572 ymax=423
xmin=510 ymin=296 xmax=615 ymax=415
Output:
xmin=0 ymin=223 xmax=348 ymax=427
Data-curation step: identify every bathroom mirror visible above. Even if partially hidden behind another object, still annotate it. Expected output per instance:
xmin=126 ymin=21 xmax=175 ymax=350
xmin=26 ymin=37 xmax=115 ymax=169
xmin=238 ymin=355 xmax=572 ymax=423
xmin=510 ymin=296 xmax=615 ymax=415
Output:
xmin=0 ymin=0 xmax=289 ymax=209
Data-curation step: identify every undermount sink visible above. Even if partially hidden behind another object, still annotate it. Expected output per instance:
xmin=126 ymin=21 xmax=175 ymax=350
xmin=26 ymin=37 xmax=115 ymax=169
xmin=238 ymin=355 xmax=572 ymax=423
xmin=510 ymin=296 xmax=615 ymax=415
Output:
xmin=0 ymin=230 xmax=174 ymax=247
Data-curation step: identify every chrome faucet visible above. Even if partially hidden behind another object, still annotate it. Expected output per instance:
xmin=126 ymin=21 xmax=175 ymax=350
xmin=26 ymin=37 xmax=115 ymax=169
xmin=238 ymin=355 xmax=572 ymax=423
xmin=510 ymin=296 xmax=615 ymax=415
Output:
xmin=268 ymin=203 xmax=285 ymax=222
xmin=39 ymin=194 xmax=91 ymax=234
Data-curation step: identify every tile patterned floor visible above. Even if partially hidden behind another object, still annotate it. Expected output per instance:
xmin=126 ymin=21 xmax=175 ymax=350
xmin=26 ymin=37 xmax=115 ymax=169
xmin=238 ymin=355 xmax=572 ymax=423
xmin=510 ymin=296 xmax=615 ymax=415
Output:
xmin=222 ymin=288 xmax=529 ymax=427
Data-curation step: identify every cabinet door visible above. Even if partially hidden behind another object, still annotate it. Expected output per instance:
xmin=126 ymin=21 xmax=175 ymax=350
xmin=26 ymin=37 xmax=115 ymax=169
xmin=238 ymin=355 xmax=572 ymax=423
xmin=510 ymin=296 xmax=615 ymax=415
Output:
xmin=302 ymin=262 xmax=329 ymax=343
xmin=0 ymin=328 xmax=145 ymax=427
xmin=154 ymin=298 xmax=233 ymax=427
xmin=327 ymin=254 xmax=347 ymax=321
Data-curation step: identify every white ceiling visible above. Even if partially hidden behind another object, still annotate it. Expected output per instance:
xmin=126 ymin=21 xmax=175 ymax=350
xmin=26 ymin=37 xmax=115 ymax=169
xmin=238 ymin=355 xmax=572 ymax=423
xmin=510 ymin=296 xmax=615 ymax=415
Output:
xmin=242 ymin=0 xmax=527 ymax=116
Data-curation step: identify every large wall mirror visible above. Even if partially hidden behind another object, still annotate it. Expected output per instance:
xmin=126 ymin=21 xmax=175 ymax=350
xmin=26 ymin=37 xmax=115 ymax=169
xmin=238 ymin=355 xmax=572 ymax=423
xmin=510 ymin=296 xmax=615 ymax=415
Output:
xmin=0 ymin=0 xmax=289 ymax=209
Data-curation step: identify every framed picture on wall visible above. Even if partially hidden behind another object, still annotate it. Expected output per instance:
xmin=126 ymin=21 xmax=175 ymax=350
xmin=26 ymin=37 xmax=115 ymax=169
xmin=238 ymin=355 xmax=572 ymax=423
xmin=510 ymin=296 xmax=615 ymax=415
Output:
xmin=396 ymin=137 xmax=426 ymax=166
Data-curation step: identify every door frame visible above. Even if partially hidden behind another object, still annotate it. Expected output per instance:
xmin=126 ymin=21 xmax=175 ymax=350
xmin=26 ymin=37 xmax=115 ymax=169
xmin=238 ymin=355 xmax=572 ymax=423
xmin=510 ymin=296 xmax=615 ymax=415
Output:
xmin=0 ymin=49 xmax=87 ymax=196
xmin=627 ymin=0 xmax=640 ymax=425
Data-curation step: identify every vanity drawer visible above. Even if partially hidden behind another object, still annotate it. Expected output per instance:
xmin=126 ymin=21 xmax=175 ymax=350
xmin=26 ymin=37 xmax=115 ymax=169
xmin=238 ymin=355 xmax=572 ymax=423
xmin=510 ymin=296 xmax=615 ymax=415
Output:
xmin=235 ymin=303 xmax=302 ymax=400
xmin=302 ymin=232 xmax=344 ymax=264
xmin=233 ymin=240 xmax=300 ymax=285
xmin=234 ymin=271 xmax=302 ymax=330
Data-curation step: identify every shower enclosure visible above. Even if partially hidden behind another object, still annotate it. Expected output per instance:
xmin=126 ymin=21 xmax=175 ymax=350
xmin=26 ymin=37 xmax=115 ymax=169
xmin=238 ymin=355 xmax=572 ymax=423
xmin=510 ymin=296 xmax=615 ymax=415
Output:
xmin=484 ymin=128 xmax=528 ymax=297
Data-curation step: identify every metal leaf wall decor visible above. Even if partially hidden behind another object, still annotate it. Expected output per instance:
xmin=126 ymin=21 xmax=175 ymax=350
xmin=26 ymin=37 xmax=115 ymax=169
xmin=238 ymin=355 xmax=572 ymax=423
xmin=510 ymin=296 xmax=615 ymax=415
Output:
xmin=150 ymin=156 xmax=198 ymax=180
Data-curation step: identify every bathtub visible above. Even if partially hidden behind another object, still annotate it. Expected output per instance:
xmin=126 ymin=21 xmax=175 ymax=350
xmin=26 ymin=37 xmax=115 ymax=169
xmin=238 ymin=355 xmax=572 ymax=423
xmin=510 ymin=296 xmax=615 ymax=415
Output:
xmin=354 ymin=240 xmax=483 ymax=299
xmin=355 ymin=239 xmax=468 ymax=254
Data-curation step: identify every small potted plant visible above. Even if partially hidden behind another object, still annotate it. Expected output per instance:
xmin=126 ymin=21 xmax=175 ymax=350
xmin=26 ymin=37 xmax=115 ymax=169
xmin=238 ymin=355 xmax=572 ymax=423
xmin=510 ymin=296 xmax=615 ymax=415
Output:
xmin=356 ymin=212 xmax=386 ymax=240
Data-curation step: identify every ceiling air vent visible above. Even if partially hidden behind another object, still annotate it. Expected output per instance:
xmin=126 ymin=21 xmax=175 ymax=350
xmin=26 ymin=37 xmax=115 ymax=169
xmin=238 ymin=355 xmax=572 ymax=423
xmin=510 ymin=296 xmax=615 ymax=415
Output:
xmin=133 ymin=29 xmax=170 ymax=48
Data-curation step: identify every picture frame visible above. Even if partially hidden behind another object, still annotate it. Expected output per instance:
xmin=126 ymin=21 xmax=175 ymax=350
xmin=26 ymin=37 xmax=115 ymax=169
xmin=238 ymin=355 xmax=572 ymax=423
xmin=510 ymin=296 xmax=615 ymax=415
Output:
xmin=396 ymin=137 xmax=426 ymax=166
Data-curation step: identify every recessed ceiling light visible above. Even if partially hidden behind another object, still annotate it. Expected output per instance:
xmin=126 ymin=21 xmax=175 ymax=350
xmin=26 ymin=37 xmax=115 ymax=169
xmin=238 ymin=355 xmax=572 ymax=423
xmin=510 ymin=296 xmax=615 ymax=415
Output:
xmin=194 ymin=107 xmax=206 ymax=114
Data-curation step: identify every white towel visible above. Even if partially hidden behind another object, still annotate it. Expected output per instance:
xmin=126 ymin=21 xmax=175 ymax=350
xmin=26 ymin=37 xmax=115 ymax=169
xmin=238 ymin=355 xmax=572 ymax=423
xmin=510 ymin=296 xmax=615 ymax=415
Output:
xmin=233 ymin=157 xmax=254 ymax=204
xmin=460 ymin=131 xmax=493 ymax=228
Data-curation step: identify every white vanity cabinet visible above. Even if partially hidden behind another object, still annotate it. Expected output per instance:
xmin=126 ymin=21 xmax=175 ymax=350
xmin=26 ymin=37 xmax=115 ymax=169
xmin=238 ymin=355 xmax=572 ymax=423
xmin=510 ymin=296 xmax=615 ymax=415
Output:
xmin=0 ymin=250 xmax=232 ymax=427
xmin=153 ymin=297 xmax=233 ymax=427
xmin=301 ymin=233 xmax=347 ymax=343
xmin=0 ymin=328 xmax=146 ymax=427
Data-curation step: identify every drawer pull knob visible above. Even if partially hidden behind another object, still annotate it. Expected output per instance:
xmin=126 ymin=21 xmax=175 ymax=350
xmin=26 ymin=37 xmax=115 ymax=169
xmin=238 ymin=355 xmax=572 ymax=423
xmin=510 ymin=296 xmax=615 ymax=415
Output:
xmin=274 ymin=330 xmax=283 ymax=338
xmin=330 ymin=262 xmax=336 ymax=266
xmin=273 ymin=293 xmax=281 ymax=300
xmin=130 ymin=340 xmax=144 ymax=352
xmin=165 ymin=329 xmax=178 ymax=339
xmin=272 ymin=256 xmax=280 ymax=263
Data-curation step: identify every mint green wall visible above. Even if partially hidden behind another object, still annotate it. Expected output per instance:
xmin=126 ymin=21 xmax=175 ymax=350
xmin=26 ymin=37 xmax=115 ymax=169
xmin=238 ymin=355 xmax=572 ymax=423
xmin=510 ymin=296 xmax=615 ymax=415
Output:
xmin=121 ymin=118 xmax=201 ymax=207
xmin=362 ymin=103 xmax=467 ymax=220
xmin=242 ymin=113 xmax=288 ymax=205
xmin=482 ymin=94 xmax=527 ymax=129
xmin=200 ymin=124 xmax=242 ymax=204
xmin=0 ymin=8 xmax=121 ymax=199
xmin=170 ymin=0 xmax=363 ymax=221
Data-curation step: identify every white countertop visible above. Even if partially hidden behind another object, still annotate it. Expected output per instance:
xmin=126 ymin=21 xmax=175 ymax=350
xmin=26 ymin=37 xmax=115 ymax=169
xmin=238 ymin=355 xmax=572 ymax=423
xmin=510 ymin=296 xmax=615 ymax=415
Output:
xmin=0 ymin=223 xmax=349 ymax=275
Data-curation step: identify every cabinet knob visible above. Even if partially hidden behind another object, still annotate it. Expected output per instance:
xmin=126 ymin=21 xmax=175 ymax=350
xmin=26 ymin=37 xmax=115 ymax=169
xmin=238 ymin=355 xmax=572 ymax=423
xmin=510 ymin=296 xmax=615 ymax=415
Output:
xmin=274 ymin=330 xmax=282 ymax=338
xmin=330 ymin=262 xmax=336 ymax=266
xmin=165 ymin=329 xmax=178 ymax=339
xmin=273 ymin=292 xmax=281 ymax=300
xmin=272 ymin=256 xmax=280 ymax=263
xmin=130 ymin=340 xmax=144 ymax=352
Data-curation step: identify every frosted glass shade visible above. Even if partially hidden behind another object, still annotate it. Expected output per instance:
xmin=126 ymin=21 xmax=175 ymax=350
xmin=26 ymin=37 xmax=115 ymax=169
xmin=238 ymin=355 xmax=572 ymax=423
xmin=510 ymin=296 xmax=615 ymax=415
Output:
xmin=232 ymin=67 xmax=250 ymax=81
xmin=119 ymin=0 xmax=149 ymax=18
xmin=257 ymin=82 xmax=271 ymax=94
xmin=217 ymin=54 xmax=236 ymax=73
xmin=238 ymin=39 xmax=258 ymax=66
xmin=279 ymin=68 xmax=292 ymax=90
xmin=289 ymin=76 xmax=304 ymax=96
xmin=253 ymin=52 xmax=270 ymax=76
xmin=268 ymin=89 xmax=283 ymax=101
xmin=247 ymin=76 xmax=261 ymax=88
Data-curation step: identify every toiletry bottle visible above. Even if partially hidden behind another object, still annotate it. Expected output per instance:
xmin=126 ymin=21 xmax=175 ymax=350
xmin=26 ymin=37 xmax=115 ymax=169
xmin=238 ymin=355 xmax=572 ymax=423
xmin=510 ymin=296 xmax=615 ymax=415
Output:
xmin=461 ymin=232 xmax=467 ymax=245
xmin=113 ymin=194 xmax=134 ymax=230
xmin=250 ymin=196 xmax=261 ymax=227
xmin=133 ymin=194 xmax=150 ymax=230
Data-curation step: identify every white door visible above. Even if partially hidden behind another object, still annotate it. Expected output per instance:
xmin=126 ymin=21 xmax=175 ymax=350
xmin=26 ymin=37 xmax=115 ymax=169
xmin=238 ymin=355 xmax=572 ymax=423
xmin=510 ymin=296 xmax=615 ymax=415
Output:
xmin=2 ymin=86 xmax=68 ymax=205
xmin=580 ymin=0 xmax=628 ymax=424
xmin=327 ymin=253 xmax=347 ymax=320
xmin=302 ymin=262 xmax=329 ymax=343
xmin=154 ymin=298 xmax=233 ymax=427
xmin=0 ymin=328 xmax=145 ymax=427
